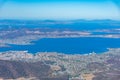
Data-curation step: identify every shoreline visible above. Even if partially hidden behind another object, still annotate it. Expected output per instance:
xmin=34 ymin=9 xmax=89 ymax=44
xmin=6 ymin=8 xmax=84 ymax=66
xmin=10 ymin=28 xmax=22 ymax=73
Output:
xmin=0 ymin=48 xmax=119 ymax=57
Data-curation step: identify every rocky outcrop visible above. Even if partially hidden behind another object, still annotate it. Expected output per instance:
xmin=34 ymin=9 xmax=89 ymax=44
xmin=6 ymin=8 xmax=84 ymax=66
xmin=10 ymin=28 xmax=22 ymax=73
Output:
xmin=0 ymin=60 xmax=68 ymax=80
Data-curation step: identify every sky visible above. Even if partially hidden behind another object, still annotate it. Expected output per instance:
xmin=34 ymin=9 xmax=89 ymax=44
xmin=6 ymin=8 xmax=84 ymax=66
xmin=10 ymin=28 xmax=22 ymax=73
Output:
xmin=0 ymin=0 xmax=120 ymax=20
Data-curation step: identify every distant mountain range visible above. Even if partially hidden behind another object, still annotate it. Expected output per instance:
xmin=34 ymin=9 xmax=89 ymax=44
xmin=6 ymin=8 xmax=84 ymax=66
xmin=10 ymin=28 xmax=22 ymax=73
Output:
xmin=0 ymin=19 xmax=120 ymax=30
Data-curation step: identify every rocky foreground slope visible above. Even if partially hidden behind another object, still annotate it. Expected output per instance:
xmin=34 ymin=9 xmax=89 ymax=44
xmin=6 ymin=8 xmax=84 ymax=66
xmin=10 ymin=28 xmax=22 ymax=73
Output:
xmin=0 ymin=48 xmax=120 ymax=80
xmin=0 ymin=60 xmax=68 ymax=80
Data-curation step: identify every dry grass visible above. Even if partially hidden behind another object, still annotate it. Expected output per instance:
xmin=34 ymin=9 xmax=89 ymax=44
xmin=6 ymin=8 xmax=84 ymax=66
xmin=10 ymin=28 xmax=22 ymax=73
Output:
xmin=82 ymin=73 xmax=95 ymax=80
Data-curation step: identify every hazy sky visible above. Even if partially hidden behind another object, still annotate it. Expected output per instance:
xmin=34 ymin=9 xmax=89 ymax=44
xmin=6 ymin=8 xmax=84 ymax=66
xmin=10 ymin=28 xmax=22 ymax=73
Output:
xmin=0 ymin=0 xmax=120 ymax=20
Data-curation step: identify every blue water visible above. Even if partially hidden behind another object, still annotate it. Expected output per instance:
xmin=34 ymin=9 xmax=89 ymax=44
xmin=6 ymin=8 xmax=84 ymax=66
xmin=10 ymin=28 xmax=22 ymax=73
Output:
xmin=0 ymin=37 xmax=120 ymax=54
